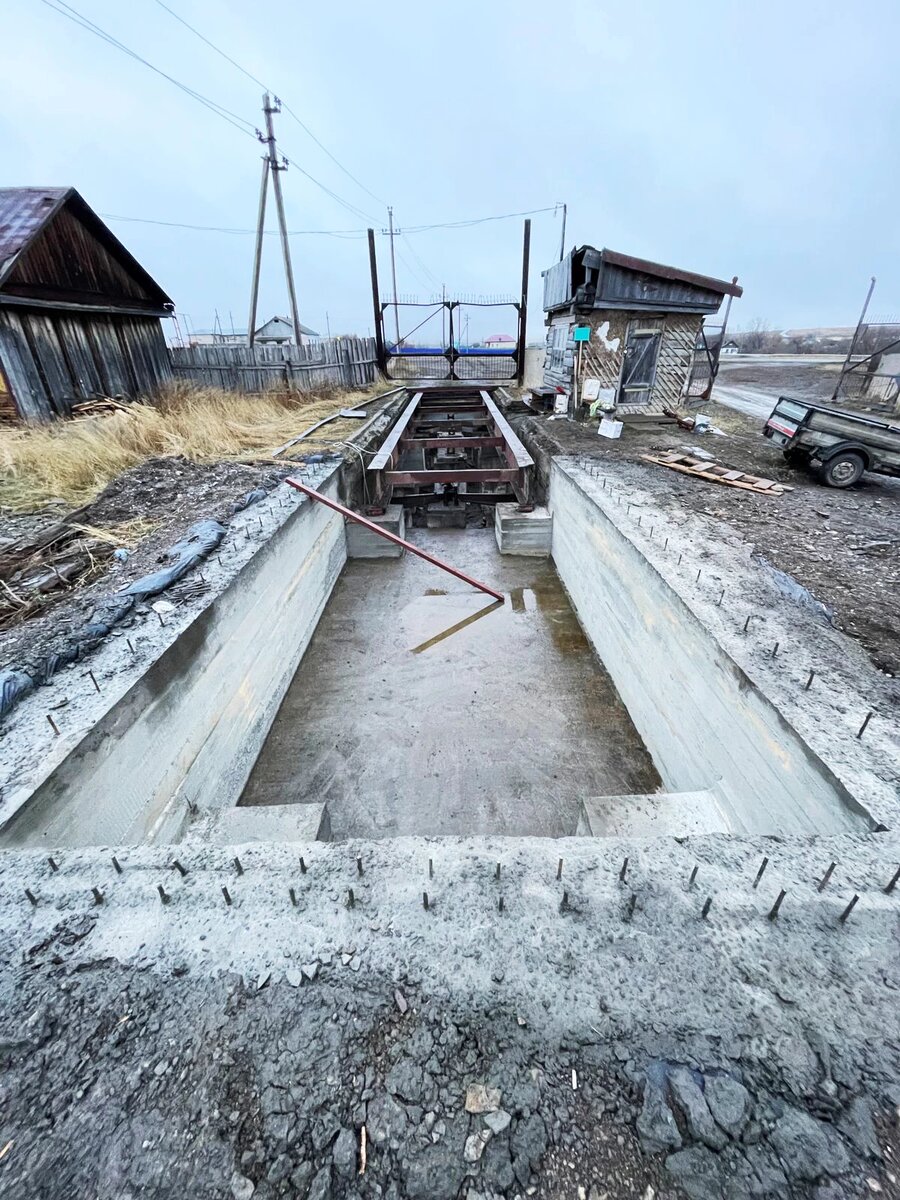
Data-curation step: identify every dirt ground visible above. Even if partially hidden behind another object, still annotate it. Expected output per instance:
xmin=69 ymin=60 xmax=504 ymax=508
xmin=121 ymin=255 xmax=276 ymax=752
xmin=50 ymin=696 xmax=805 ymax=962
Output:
xmin=515 ymin=402 xmax=900 ymax=680
xmin=0 ymin=456 xmax=294 ymax=674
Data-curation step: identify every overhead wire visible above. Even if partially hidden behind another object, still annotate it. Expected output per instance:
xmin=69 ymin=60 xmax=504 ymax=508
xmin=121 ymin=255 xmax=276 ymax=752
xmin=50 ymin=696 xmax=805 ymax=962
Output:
xmin=37 ymin=0 xmax=258 ymax=138
xmin=150 ymin=0 xmax=387 ymax=207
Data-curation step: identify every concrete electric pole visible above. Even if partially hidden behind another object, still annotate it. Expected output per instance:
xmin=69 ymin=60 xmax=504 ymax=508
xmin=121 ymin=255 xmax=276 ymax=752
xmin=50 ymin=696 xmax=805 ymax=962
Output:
xmin=386 ymin=206 xmax=401 ymax=347
xmin=247 ymin=93 xmax=302 ymax=348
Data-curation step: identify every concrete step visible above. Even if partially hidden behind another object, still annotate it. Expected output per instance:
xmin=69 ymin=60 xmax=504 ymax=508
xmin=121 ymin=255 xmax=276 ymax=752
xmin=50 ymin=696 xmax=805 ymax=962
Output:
xmin=193 ymin=803 xmax=331 ymax=844
xmin=577 ymin=790 xmax=730 ymax=838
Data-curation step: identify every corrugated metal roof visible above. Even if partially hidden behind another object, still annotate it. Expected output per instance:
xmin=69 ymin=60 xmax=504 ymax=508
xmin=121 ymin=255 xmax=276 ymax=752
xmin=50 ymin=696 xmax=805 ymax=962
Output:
xmin=0 ymin=187 xmax=70 ymax=273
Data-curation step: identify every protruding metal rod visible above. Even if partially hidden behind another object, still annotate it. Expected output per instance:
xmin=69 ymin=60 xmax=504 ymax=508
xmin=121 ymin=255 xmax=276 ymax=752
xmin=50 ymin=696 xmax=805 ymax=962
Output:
xmin=347 ymin=888 xmax=355 ymax=909
xmin=112 ymin=856 xmax=123 ymax=875
xmin=838 ymin=893 xmax=859 ymax=924
xmin=498 ymin=895 xmax=504 ymax=913
xmin=171 ymin=860 xmax=187 ymax=878
xmin=428 ymin=858 xmax=433 ymax=879
xmin=92 ymin=887 xmax=104 ymax=906
xmin=560 ymin=890 xmax=569 ymax=912
xmin=817 ymin=862 xmax=837 ymax=892
xmin=753 ymin=856 xmax=769 ymax=889
xmin=289 ymin=887 xmax=298 ymax=906
xmin=557 ymin=858 xmax=563 ymax=881
xmin=233 ymin=856 xmax=244 ymax=876
xmin=285 ymin=478 xmax=504 ymax=602
xmin=87 ymin=670 xmax=101 ymax=694
xmin=299 ymin=856 xmax=307 ymax=874
xmin=804 ymin=670 xmax=815 ymax=691
xmin=619 ymin=856 xmax=629 ymax=883
xmin=884 ymin=865 xmax=900 ymax=895
xmin=771 ymin=642 xmax=779 ymax=659
xmin=222 ymin=886 xmax=232 ymax=906
xmin=856 ymin=711 xmax=873 ymax=739
xmin=157 ymin=884 xmax=170 ymax=905
xmin=701 ymin=896 xmax=712 ymax=920
xmin=688 ymin=865 xmax=698 ymax=889
xmin=423 ymin=890 xmax=429 ymax=910
xmin=767 ymin=889 xmax=787 ymax=921
xmin=25 ymin=888 xmax=37 ymax=906
xmin=356 ymin=857 xmax=364 ymax=876
xmin=47 ymin=856 xmax=59 ymax=873
xmin=495 ymin=862 xmax=501 ymax=881
xmin=47 ymin=714 xmax=60 ymax=736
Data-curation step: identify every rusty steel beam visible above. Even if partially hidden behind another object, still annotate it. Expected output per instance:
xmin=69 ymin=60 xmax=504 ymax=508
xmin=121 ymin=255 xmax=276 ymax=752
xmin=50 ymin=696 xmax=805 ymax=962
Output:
xmin=402 ymin=436 xmax=504 ymax=450
xmin=384 ymin=468 xmax=518 ymax=485
xmin=284 ymin=477 xmax=503 ymax=602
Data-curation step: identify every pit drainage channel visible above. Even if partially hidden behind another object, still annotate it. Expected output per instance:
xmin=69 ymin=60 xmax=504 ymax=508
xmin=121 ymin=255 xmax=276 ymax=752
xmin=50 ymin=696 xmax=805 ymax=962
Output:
xmin=0 ymin=452 xmax=891 ymax=850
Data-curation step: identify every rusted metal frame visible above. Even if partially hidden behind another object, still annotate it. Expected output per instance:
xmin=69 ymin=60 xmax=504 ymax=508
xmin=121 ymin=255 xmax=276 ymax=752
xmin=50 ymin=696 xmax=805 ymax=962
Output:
xmin=285 ymin=477 xmax=503 ymax=602
xmin=368 ymin=390 xmax=423 ymax=471
xmin=392 ymin=491 xmax=517 ymax=506
xmin=402 ymin=436 xmax=504 ymax=450
xmin=366 ymin=229 xmax=387 ymax=375
xmin=516 ymin=219 xmax=531 ymax=384
xmin=384 ymin=468 xmax=518 ymax=485
xmin=479 ymin=390 xmax=533 ymax=469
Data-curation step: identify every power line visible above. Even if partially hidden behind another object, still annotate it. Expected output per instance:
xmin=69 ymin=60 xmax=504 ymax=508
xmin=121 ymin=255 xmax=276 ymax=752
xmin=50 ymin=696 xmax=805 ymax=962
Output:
xmin=400 ymin=232 xmax=441 ymax=289
xmin=38 ymin=0 xmax=380 ymax=223
xmin=99 ymin=204 xmax=557 ymax=237
xmin=151 ymin=0 xmax=387 ymax=207
xmin=38 ymin=0 xmax=258 ymax=138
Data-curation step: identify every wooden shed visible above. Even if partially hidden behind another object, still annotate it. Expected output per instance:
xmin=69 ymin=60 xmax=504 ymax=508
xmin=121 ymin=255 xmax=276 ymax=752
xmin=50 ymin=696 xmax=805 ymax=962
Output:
xmin=0 ymin=187 xmax=174 ymax=422
xmin=541 ymin=247 xmax=741 ymax=415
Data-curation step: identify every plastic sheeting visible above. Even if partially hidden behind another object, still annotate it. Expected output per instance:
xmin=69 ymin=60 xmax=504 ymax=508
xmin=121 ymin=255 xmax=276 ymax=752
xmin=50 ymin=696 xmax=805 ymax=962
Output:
xmin=0 ymin=519 xmax=227 ymax=720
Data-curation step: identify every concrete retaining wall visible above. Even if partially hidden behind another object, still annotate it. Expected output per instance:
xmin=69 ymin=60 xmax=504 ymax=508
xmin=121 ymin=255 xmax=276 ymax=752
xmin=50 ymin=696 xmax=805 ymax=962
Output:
xmin=549 ymin=461 xmax=871 ymax=836
xmin=0 ymin=475 xmax=347 ymax=848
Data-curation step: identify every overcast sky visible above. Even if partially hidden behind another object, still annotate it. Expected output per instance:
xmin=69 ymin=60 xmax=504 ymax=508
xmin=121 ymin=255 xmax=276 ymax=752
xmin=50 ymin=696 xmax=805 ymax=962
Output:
xmin=4 ymin=0 xmax=900 ymax=343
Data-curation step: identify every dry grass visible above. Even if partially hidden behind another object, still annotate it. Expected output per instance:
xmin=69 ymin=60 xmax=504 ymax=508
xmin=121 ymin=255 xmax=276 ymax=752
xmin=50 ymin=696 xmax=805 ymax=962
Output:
xmin=0 ymin=382 xmax=382 ymax=512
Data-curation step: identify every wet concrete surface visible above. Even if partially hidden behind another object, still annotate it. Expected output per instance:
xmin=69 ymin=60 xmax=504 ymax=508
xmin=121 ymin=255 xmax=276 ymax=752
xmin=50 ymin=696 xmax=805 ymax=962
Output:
xmin=240 ymin=525 xmax=660 ymax=838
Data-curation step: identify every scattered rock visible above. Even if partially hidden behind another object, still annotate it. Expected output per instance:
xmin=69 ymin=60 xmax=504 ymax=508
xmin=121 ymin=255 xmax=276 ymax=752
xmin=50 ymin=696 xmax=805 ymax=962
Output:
xmin=300 ymin=962 xmax=319 ymax=982
xmin=665 ymin=1146 xmax=736 ymax=1200
xmin=465 ymin=1083 xmax=502 ymax=1114
xmin=366 ymin=1093 xmax=409 ymax=1146
xmin=464 ymin=1130 xmax=491 ymax=1163
xmin=704 ymin=1075 xmax=752 ymax=1139
xmin=483 ymin=1109 xmax=512 ymax=1134
xmin=230 ymin=1172 xmax=254 ymax=1200
xmin=386 ymin=1059 xmax=427 ymax=1104
xmin=511 ymin=1113 xmax=549 ymax=1185
xmin=637 ymin=1084 xmax=682 ymax=1155
xmin=838 ymin=1096 xmax=881 ymax=1160
xmin=394 ymin=989 xmax=408 ymax=1015
xmin=404 ymin=1143 xmax=466 ymax=1200
xmin=669 ymin=1067 xmax=726 ymax=1151
xmin=307 ymin=1165 xmax=332 ymax=1200
xmin=333 ymin=1127 xmax=357 ymax=1177
xmin=770 ymin=1107 xmax=850 ymax=1181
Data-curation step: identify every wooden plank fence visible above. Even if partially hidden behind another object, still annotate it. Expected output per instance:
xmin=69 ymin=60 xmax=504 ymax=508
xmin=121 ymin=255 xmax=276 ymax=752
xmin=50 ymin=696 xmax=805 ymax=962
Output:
xmin=170 ymin=336 xmax=378 ymax=393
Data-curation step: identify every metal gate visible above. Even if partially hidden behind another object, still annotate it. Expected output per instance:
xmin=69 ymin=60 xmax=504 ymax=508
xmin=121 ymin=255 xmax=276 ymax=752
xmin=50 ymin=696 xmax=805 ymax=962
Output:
xmin=367 ymin=222 xmax=531 ymax=384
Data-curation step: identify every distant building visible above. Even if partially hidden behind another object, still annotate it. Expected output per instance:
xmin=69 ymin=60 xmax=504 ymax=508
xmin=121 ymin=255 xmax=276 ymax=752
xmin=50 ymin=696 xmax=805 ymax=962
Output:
xmin=721 ymin=339 xmax=741 ymax=356
xmin=0 ymin=187 xmax=173 ymax=422
xmin=484 ymin=333 xmax=516 ymax=349
xmin=188 ymin=316 xmax=321 ymax=348
xmin=254 ymin=316 xmax=320 ymax=346
xmin=542 ymin=246 xmax=741 ymax=413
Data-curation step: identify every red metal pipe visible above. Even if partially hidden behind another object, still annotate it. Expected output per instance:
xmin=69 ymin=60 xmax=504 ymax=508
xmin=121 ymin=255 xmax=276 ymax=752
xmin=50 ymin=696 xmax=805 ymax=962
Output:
xmin=285 ymin=477 xmax=504 ymax=602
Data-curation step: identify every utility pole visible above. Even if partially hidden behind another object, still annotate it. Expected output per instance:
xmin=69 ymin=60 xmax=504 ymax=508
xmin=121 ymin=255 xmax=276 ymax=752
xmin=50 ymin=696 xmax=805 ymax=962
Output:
xmin=247 ymin=93 xmax=302 ymax=348
xmin=325 ymin=311 xmax=332 ymax=339
xmin=386 ymin=206 xmax=400 ymax=347
xmin=558 ymin=202 xmax=567 ymax=263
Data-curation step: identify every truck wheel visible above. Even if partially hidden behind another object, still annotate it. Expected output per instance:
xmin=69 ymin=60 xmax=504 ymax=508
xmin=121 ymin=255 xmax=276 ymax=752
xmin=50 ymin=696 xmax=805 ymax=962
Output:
xmin=822 ymin=451 xmax=865 ymax=488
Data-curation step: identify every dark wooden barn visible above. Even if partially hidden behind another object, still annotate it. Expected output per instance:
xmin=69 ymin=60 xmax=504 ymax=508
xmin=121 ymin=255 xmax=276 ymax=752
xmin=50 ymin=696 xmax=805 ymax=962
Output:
xmin=541 ymin=246 xmax=742 ymax=415
xmin=0 ymin=187 xmax=174 ymax=422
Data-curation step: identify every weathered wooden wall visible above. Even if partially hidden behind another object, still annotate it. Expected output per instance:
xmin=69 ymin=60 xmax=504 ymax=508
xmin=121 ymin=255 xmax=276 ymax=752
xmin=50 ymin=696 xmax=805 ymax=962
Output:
xmin=541 ymin=310 xmax=702 ymax=414
xmin=0 ymin=308 xmax=173 ymax=423
xmin=171 ymin=337 xmax=377 ymax=393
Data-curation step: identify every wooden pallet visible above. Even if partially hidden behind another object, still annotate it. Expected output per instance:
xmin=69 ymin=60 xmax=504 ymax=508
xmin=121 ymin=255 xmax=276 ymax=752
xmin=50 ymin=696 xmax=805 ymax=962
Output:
xmin=641 ymin=452 xmax=792 ymax=495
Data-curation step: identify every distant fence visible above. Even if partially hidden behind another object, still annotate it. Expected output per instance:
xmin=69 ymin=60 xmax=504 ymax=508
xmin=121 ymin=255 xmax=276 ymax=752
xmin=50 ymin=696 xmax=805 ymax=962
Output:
xmin=170 ymin=336 xmax=378 ymax=393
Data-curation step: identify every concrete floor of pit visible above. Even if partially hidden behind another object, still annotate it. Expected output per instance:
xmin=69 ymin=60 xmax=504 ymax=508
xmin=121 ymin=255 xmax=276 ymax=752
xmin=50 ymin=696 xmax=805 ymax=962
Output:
xmin=240 ymin=524 xmax=660 ymax=839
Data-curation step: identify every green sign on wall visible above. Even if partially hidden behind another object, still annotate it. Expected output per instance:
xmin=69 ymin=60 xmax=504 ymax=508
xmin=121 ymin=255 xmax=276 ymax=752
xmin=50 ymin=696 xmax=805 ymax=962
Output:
xmin=573 ymin=326 xmax=591 ymax=342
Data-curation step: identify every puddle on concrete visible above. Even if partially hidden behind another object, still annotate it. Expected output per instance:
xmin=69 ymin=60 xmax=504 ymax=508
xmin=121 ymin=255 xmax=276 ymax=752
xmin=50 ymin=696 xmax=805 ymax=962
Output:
xmin=239 ymin=526 xmax=660 ymax=839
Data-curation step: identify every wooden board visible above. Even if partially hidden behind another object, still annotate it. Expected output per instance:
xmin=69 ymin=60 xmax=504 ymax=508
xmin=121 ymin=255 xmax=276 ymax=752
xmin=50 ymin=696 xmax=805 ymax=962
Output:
xmin=641 ymin=452 xmax=792 ymax=496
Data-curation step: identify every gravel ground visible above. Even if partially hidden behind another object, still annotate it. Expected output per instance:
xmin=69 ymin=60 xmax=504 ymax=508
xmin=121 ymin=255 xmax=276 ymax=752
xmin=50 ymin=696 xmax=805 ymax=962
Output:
xmin=514 ymin=404 xmax=900 ymax=679
xmin=0 ymin=833 xmax=897 ymax=1200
